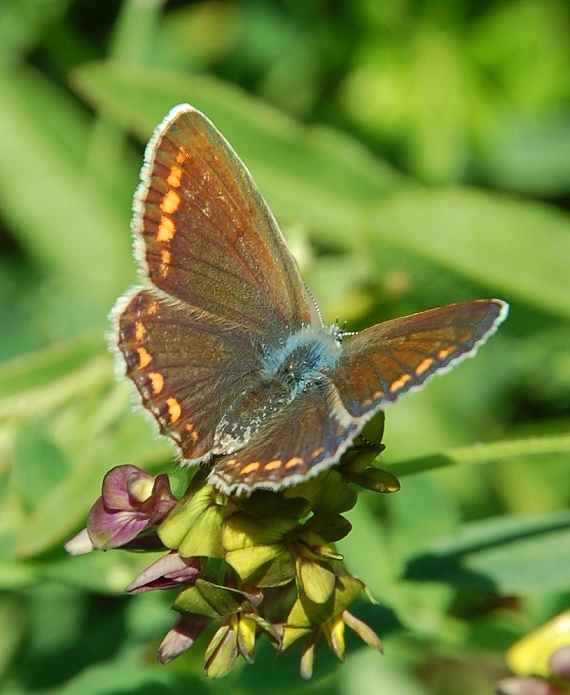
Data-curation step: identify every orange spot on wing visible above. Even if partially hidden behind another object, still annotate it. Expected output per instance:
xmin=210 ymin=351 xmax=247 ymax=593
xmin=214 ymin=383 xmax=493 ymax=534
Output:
xmin=134 ymin=321 xmax=146 ymax=341
xmin=147 ymin=301 xmax=158 ymax=315
xmin=136 ymin=347 xmax=152 ymax=368
xmin=156 ymin=216 xmax=175 ymax=242
xmin=437 ymin=346 xmax=457 ymax=361
xmin=166 ymin=165 xmax=183 ymax=188
xmin=176 ymin=151 xmax=189 ymax=165
xmin=310 ymin=447 xmax=325 ymax=459
xmin=285 ymin=456 xmax=303 ymax=469
xmin=240 ymin=461 xmax=260 ymax=475
xmin=389 ymin=373 xmax=412 ymax=393
xmin=166 ymin=397 xmax=181 ymax=423
xmin=160 ymin=189 xmax=180 ymax=214
xmin=415 ymin=357 xmax=435 ymax=375
xmin=160 ymin=249 xmax=171 ymax=277
xmin=361 ymin=389 xmax=384 ymax=408
xmin=148 ymin=372 xmax=164 ymax=394
xmin=185 ymin=423 xmax=199 ymax=444
xmin=264 ymin=459 xmax=283 ymax=471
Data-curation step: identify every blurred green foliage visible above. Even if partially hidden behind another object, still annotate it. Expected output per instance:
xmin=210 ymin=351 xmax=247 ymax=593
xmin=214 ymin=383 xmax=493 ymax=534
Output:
xmin=0 ymin=0 xmax=569 ymax=693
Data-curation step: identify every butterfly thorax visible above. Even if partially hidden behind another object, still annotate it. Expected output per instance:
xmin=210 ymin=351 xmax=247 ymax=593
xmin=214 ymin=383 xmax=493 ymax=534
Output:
xmin=212 ymin=324 xmax=343 ymax=456
xmin=262 ymin=323 xmax=343 ymax=393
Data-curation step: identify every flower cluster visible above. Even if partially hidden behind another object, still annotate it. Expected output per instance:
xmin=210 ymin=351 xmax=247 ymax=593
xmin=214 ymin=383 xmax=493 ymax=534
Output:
xmin=66 ymin=413 xmax=397 ymax=678
xmin=496 ymin=611 xmax=570 ymax=695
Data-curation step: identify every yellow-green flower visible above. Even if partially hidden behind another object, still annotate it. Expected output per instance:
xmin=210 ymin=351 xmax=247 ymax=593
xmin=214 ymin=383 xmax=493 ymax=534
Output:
xmin=159 ymin=483 xmax=231 ymax=558
xmin=282 ymin=573 xmax=382 ymax=679
xmin=173 ymin=579 xmax=279 ymax=677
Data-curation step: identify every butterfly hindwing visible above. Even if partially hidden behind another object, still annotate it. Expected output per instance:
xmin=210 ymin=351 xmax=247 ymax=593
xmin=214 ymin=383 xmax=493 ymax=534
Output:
xmin=331 ymin=299 xmax=507 ymax=417
xmin=208 ymin=379 xmax=360 ymax=494
xmin=115 ymin=288 xmax=268 ymax=462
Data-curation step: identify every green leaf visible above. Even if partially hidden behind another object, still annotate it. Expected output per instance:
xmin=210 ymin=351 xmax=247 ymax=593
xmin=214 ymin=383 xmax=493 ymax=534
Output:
xmin=174 ymin=585 xmax=224 ymax=619
xmin=0 ymin=332 xmax=174 ymax=559
xmin=0 ymin=595 xmax=26 ymax=678
xmin=481 ymin=113 xmax=570 ymax=196
xmin=369 ymin=186 xmax=570 ymax=318
xmin=71 ymin=61 xmax=407 ymax=248
xmin=387 ymin=433 xmax=570 ymax=478
xmin=46 ymin=552 xmax=148 ymax=595
xmin=0 ymin=67 xmax=133 ymax=311
xmin=225 ymin=544 xmax=295 ymax=588
xmin=304 ymin=513 xmax=352 ymax=543
xmin=0 ymin=332 xmax=103 ymax=402
xmin=12 ymin=424 xmax=71 ymax=509
xmin=0 ymin=560 xmax=37 ymax=590
xmin=175 ymin=578 xmax=249 ymax=619
xmin=56 ymin=662 xmax=205 ymax=695
xmin=404 ymin=510 xmax=570 ymax=593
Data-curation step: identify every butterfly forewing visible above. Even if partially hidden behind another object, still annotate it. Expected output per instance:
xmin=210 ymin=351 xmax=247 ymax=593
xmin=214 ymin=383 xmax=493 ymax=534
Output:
xmin=331 ymin=299 xmax=507 ymax=417
xmin=134 ymin=105 xmax=318 ymax=340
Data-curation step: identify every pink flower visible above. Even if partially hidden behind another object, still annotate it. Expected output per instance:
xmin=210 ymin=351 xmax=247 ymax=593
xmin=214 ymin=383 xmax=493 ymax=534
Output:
xmin=158 ymin=615 xmax=209 ymax=664
xmin=126 ymin=551 xmax=200 ymax=593
xmin=65 ymin=465 xmax=177 ymax=553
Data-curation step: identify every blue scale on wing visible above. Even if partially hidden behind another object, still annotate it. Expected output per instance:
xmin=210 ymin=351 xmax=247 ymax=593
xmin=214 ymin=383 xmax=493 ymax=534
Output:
xmin=213 ymin=325 xmax=343 ymax=455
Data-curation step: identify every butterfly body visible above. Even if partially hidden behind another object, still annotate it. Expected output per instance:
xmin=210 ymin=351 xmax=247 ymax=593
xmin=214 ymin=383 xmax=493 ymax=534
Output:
xmin=261 ymin=323 xmax=343 ymax=388
xmin=112 ymin=104 xmax=508 ymax=495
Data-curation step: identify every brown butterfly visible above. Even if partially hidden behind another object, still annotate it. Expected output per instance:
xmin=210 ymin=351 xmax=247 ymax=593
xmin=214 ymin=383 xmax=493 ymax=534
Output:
xmin=111 ymin=104 xmax=508 ymax=495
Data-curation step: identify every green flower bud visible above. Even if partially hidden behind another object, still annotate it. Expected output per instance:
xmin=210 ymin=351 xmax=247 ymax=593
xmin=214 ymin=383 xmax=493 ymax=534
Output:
xmin=159 ymin=485 xmax=230 ymax=558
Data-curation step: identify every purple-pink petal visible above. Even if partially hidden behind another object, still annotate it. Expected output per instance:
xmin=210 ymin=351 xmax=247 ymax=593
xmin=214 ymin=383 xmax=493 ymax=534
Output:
xmin=86 ymin=466 xmax=177 ymax=550
xmin=87 ymin=499 xmax=151 ymax=549
xmin=101 ymin=465 xmax=153 ymax=511
xmin=147 ymin=474 xmax=177 ymax=523
xmin=549 ymin=645 xmax=570 ymax=680
xmin=158 ymin=615 xmax=209 ymax=664
xmin=126 ymin=551 xmax=200 ymax=593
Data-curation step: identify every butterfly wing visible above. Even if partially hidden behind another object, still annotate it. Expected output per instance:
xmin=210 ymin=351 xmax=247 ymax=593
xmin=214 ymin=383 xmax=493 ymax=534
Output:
xmin=208 ymin=299 xmax=508 ymax=494
xmin=115 ymin=289 xmax=266 ymax=461
xmin=331 ymin=299 xmax=508 ymax=417
xmin=131 ymin=104 xmax=319 ymax=337
xmin=208 ymin=380 xmax=360 ymax=494
xmin=113 ymin=104 xmax=318 ymax=462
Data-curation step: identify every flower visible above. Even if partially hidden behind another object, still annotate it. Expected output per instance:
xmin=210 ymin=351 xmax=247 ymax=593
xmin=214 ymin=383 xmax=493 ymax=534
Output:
xmin=65 ymin=465 xmax=177 ymax=553
xmin=65 ymin=412 xmax=397 ymax=678
xmin=171 ymin=579 xmax=278 ymax=677
xmin=158 ymin=614 xmax=209 ymax=664
xmin=496 ymin=611 xmax=570 ymax=695
xmin=282 ymin=573 xmax=383 ymax=679
xmin=126 ymin=551 xmax=200 ymax=593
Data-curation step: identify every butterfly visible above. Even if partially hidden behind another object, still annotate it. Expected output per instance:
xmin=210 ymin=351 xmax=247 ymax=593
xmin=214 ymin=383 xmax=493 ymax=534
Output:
xmin=111 ymin=104 xmax=508 ymax=496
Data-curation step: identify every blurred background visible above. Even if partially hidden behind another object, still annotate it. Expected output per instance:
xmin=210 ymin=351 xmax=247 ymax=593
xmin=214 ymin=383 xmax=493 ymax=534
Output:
xmin=1 ymin=1 xmax=569 ymax=693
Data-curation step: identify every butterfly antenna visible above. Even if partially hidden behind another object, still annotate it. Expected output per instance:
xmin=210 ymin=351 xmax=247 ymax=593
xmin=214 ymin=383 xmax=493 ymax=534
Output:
xmin=305 ymin=286 xmax=323 ymax=323
xmin=340 ymin=319 xmax=357 ymax=337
